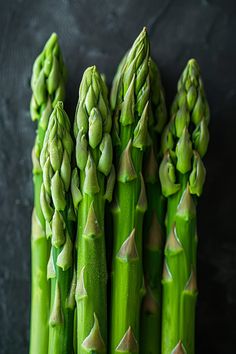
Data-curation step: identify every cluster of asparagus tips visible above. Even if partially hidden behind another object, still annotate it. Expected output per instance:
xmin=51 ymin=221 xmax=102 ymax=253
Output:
xmin=73 ymin=66 xmax=114 ymax=354
xmin=30 ymin=33 xmax=66 ymax=354
xmin=159 ymin=59 xmax=210 ymax=354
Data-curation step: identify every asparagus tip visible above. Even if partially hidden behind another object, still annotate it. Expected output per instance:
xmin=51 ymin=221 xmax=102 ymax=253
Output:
xmin=187 ymin=58 xmax=199 ymax=69
xmin=142 ymin=26 xmax=147 ymax=33
xmin=46 ymin=32 xmax=58 ymax=48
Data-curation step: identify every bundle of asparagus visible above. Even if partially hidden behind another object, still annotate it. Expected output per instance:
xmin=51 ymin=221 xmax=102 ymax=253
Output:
xmin=29 ymin=29 xmax=209 ymax=354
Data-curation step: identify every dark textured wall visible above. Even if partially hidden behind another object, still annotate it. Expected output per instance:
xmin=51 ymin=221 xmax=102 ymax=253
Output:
xmin=0 ymin=0 xmax=235 ymax=353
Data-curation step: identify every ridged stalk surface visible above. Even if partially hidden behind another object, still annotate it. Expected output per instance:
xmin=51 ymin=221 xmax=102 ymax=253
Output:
xmin=73 ymin=66 xmax=114 ymax=354
xmin=159 ymin=59 xmax=210 ymax=354
xmin=30 ymin=33 xmax=66 ymax=354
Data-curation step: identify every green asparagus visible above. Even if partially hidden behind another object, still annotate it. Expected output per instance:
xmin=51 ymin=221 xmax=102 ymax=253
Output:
xmin=141 ymin=58 xmax=167 ymax=354
xmin=30 ymin=33 xmax=66 ymax=354
xmin=28 ymin=30 xmax=210 ymax=354
xmin=111 ymin=54 xmax=167 ymax=353
xmin=73 ymin=66 xmax=114 ymax=354
xmin=159 ymin=59 xmax=209 ymax=354
xmin=110 ymin=28 xmax=151 ymax=353
xmin=40 ymin=101 xmax=75 ymax=354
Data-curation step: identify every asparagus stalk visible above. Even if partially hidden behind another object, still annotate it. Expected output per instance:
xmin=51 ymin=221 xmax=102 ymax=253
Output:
xmin=40 ymin=101 xmax=75 ymax=354
xmin=140 ymin=58 xmax=167 ymax=354
xmin=110 ymin=28 xmax=151 ymax=353
xmin=73 ymin=66 xmax=114 ymax=354
xmin=30 ymin=33 xmax=66 ymax=354
xmin=159 ymin=59 xmax=210 ymax=354
xmin=111 ymin=57 xmax=167 ymax=353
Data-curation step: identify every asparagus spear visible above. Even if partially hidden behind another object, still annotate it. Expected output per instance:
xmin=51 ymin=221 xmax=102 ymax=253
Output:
xmin=73 ymin=66 xmax=114 ymax=354
xmin=159 ymin=59 xmax=209 ymax=354
xmin=30 ymin=33 xmax=66 ymax=354
xmin=111 ymin=54 xmax=167 ymax=353
xmin=140 ymin=58 xmax=167 ymax=354
xmin=110 ymin=28 xmax=151 ymax=354
xmin=40 ymin=101 xmax=74 ymax=354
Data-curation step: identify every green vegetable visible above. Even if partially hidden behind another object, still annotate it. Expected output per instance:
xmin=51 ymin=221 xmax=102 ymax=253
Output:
xmin=159 ymin=58 xmax=209 ymax=354
xmin=140 ymin=58 xmax=167 ymax=354
xmin=40 ymin=101 xmax=75 ymax=354
xmin=73 ymin=66 xmax=114 ymax=354
xmin=28 ymin=30 xmax=210 ymax=354
xmin=110 ymin=28 xmax=151 ymax=354
xmin=111 ymin=54 xmax=168 ymax=353
xmin=30 ymin=33 xmax=66 ymax=354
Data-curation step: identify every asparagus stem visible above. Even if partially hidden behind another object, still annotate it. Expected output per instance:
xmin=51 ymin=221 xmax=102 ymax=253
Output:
xmin=140 ymin=58 xmax=167 ymax=354
xmin=73 ymin=66 xmax=114 ymax=354
xmin=111 ymin=50 xmax=167 ymax=354
xmin=40 ymin=102 xmax=74 ymax=354
xmin=159 ymin=59 xmax=209 ymax=354
xmin=30 ymin=33 xmax=66 ymax=354
xmin=110 ymin=28 xmax=151 ymax=353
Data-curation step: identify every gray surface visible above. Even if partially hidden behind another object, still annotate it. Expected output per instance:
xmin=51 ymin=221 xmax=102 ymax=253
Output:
xmin=0 ymin=0 xmax=235 ymax=353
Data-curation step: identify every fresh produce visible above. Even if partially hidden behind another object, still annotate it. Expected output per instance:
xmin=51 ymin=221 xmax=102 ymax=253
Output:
xmin=159 ymin=58 xmax=210 ymax=354
xmin=30 ymin=33 xmax=66 ymax=354
xmin=141 ymin=58 xmax=167 ymax=354
xmin=40 ymin=101 xmax=75 ymax=354
xmin=112 ymin=54 xmax=168 ymax=353
xmin=73 ymin=66 xmax=114 ymax=354
xmin=110 ymin=28 xmax=151 ymax=353
xmin=28 ymin=30 xmax=210 ymax=354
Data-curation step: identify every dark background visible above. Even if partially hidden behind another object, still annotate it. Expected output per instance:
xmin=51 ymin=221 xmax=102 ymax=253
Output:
xmin=0 ymin=0 xmax=235 ymax=353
